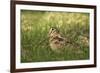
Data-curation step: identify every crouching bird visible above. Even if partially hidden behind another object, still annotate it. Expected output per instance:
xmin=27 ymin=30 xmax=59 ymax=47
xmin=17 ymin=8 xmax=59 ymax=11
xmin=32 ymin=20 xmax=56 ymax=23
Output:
xmin=48 ymin=27 xmax=66 ymax=53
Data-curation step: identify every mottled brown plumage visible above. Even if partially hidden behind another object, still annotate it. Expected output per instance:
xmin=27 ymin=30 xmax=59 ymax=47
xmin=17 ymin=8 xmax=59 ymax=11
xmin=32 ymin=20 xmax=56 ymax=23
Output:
xmin=48 ymin=27 xmax=66 ymax=53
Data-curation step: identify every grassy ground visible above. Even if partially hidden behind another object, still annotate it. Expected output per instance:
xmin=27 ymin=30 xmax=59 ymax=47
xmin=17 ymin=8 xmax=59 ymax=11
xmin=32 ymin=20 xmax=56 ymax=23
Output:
xmin=21 ymin=10 xmax=90 ymax=63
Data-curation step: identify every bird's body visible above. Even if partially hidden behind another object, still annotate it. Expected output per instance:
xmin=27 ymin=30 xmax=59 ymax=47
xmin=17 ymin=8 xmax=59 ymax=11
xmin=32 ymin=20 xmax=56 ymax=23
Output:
xmin=48 ymin=27 xmax=66 ymax=52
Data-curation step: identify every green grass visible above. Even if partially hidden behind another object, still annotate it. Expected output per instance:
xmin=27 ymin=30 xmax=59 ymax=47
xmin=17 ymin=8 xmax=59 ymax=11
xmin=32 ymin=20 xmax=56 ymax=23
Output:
xmin=21 ymin=10 xmax=90 ymax=63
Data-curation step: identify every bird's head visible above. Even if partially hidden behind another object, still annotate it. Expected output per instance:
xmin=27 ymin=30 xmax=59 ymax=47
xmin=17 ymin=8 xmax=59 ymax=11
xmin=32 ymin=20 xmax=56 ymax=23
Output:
xmin=48 ymin=27 xmax=60 ymax=38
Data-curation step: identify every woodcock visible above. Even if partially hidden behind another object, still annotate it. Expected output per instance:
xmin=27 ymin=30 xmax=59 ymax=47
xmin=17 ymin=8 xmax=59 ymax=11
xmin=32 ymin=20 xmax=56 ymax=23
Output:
xmin=48 ymin=27 xmax=66 ymax=53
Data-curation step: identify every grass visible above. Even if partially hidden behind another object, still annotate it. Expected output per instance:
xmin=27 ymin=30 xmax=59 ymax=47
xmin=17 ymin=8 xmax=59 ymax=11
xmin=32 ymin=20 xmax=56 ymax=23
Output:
xmin=21 ymin=10 xmax=90 ymax=63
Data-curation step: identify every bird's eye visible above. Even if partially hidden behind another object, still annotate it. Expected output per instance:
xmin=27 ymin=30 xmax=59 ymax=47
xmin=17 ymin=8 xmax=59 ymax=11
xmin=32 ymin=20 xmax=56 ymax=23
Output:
xmin=52 ymin=28 xmax=54 ymax=30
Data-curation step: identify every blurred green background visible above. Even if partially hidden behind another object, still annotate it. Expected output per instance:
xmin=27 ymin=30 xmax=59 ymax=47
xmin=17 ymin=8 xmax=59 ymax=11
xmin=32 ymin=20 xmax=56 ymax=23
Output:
xmin=21 ymin=10 xmax=90 ymax=63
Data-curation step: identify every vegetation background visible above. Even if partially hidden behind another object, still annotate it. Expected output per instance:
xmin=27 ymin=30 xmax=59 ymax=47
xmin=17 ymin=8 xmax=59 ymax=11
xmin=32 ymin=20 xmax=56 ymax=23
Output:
xmin=21 ymin=10 xmax=89 ymax=63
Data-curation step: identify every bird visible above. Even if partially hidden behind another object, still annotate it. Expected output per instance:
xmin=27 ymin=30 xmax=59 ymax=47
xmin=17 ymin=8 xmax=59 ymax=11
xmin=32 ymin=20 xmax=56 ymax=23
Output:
xmin=48 ymin=27 xmax=89 ymax=54
xmin=48 ymin=27 xmax=66 ymax=53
